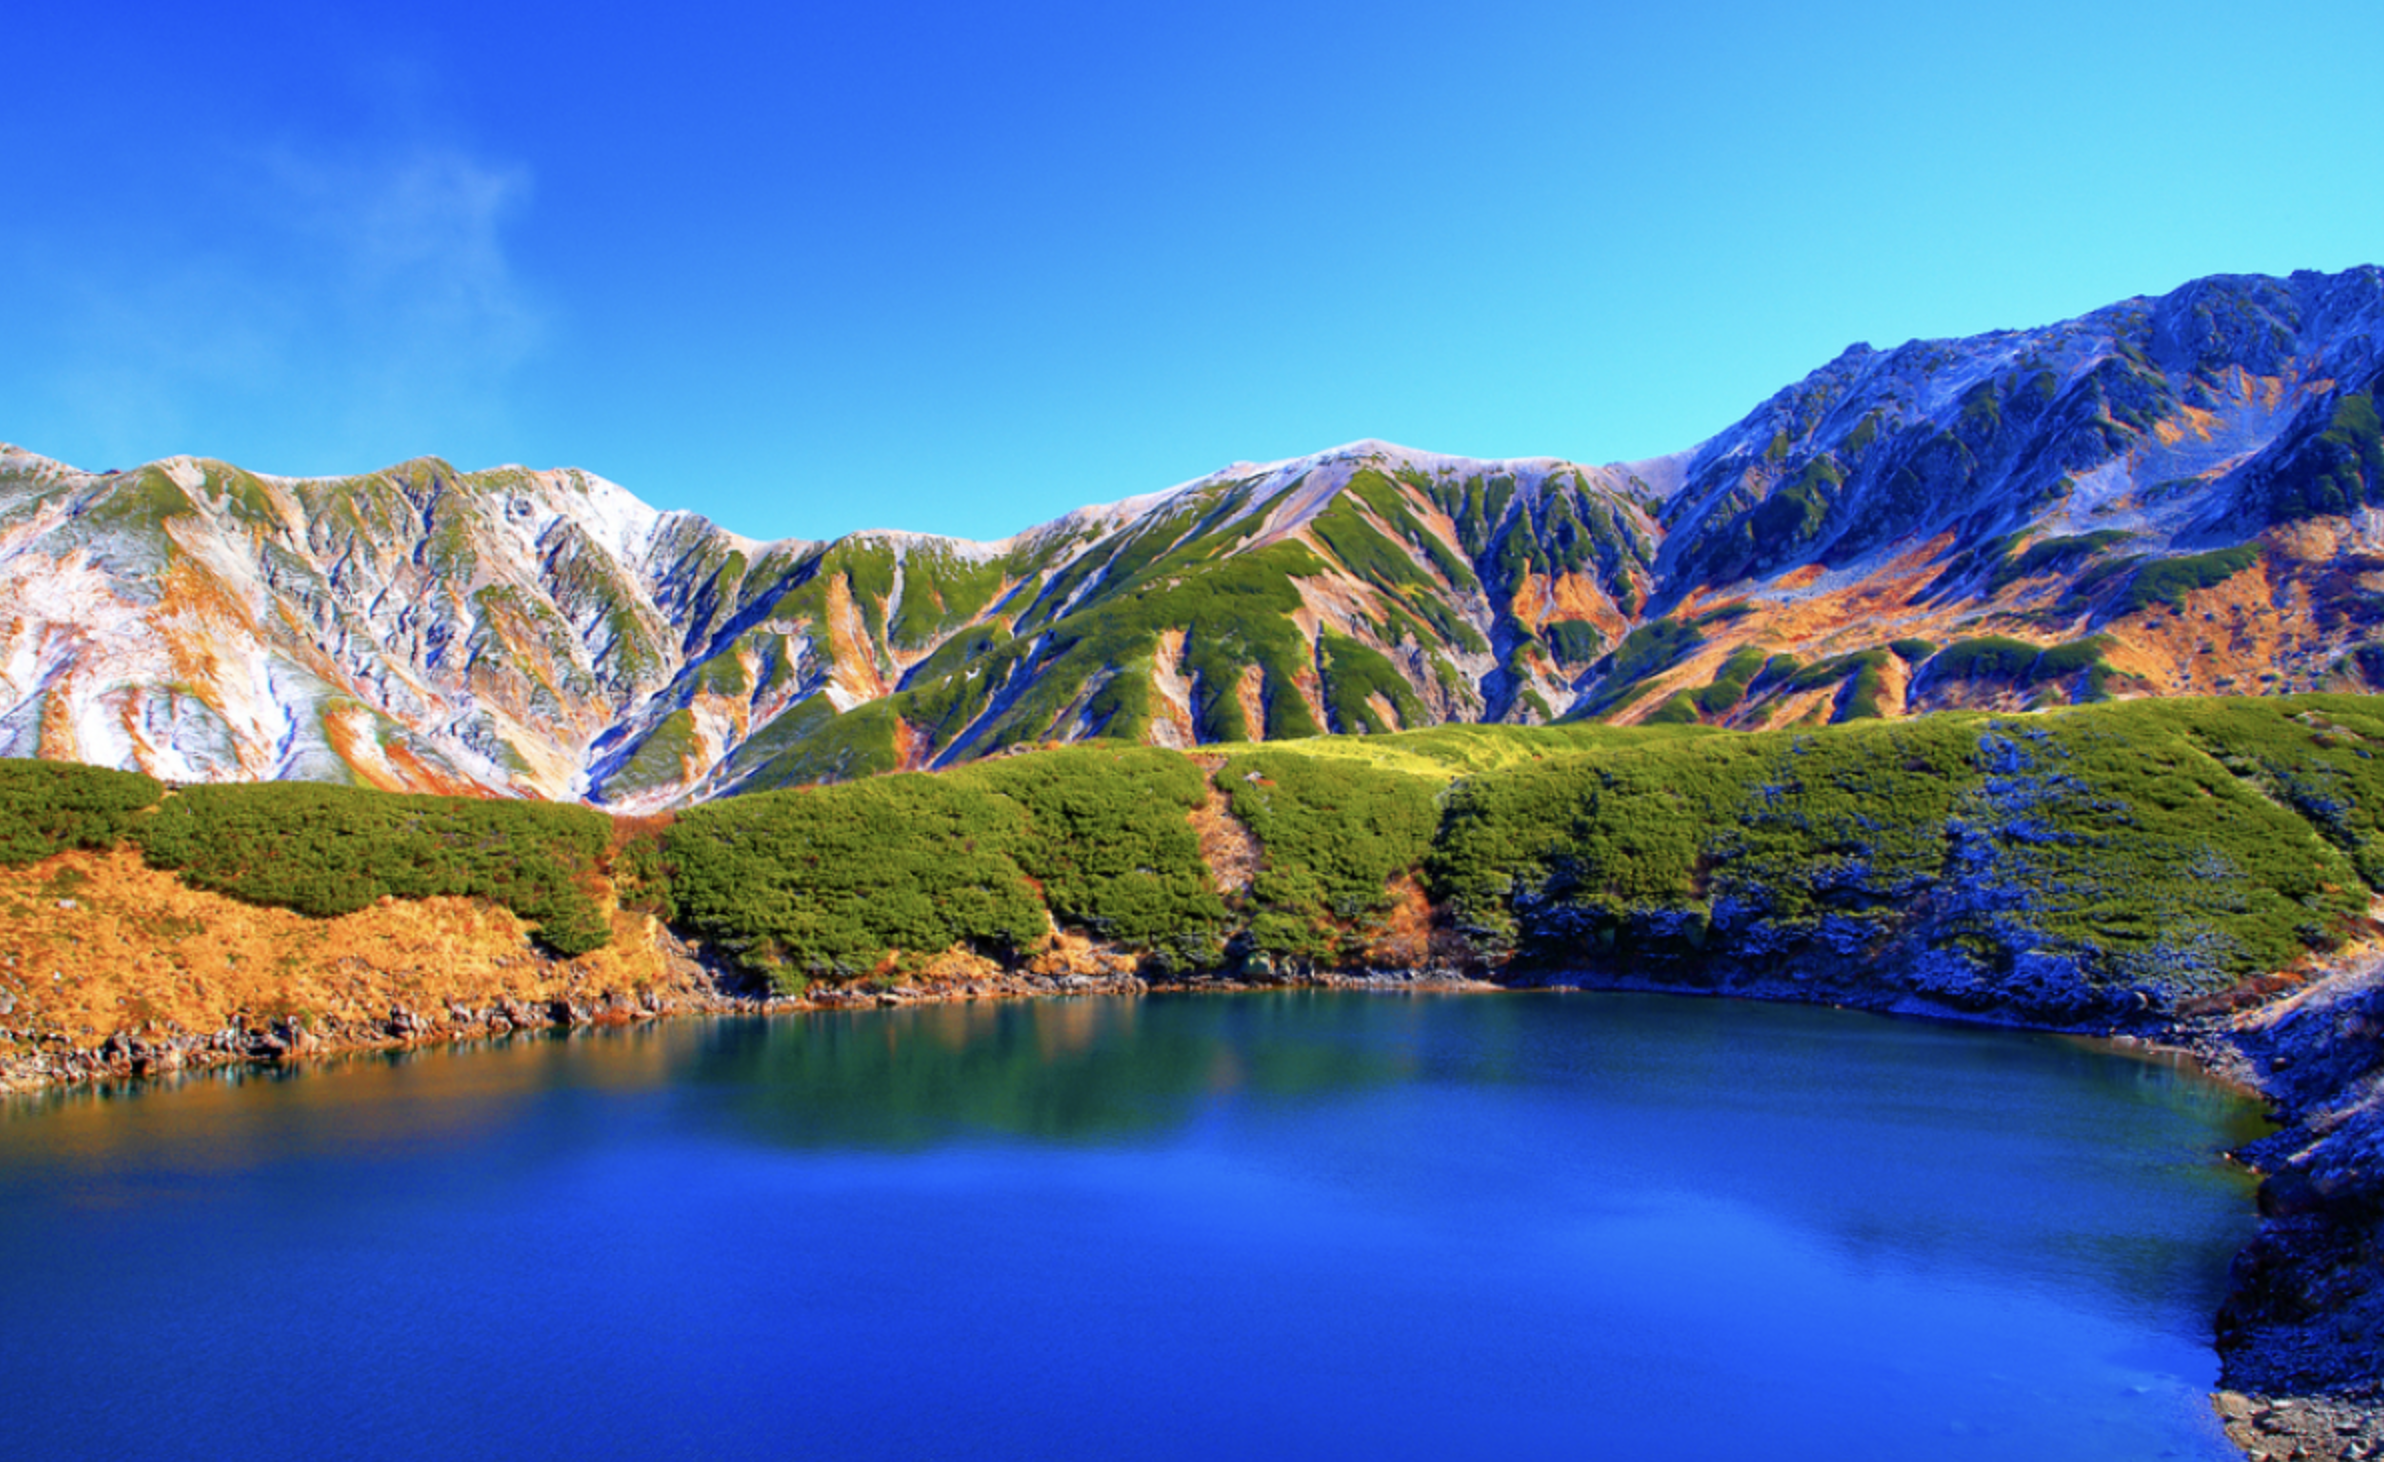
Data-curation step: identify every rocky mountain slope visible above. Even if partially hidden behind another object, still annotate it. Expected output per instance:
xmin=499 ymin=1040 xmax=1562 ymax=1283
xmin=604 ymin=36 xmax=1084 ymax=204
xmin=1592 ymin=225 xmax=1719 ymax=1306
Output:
xmin=4 ymin=266 xmax=2380 ymax=806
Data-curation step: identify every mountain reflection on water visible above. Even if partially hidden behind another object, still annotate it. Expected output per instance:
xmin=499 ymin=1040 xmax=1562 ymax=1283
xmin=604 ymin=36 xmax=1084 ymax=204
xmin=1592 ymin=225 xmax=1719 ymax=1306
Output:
xmin=682 ymin=993 xmax=1418 ymax=1147
xmin=0 ymin=991 xmax=2265 ymax=1462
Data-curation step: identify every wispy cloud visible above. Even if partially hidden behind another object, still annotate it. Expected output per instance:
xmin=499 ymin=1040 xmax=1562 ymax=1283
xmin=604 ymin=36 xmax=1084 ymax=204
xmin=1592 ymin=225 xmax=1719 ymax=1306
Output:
xmin=21 ymin=140 xmax=547 ymax=472
xmin=266 ymin=146 xmax=545 ymax=438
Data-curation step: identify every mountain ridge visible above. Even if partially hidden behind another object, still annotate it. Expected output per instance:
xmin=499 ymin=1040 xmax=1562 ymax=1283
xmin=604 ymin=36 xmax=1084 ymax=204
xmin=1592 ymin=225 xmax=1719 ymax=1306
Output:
xmin=5 ymin=264 xmax=2381 ymax=806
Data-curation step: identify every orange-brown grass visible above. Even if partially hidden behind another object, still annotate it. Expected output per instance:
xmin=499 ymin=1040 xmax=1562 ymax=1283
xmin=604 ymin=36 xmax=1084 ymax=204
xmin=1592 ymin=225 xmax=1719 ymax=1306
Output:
xmin=1509 ymin=570 xmax=1628 ymax=638
xmin=381 ymin=739 xmax=491 ymax=798
xmin=1506 ymin=575 xmax=1547 ymax=632
xmin=322 ymin=703 xmax=492 ymax=798
xmin=1549 ymin=570 xmax=1628 ymax=633
xmin=1189 ymin=778 xmax=1261 ymax=896
xmin=1748 ymin=685 xmax=1842 ymax=729
xmin=37 ymin=687 xmax=75 ymax=761
xmin=1399 ymin=491 xmax=1470 ymax=580
xmin=2151 ymin=404 xmax=2223 ymax=447
xmin=1285 ymin=655 xmax=1328 ymax=734
xmin=2098 ymin=555 xmax=2327 ymax=697
xmin=157 ymin=554 xmax=263 ymax=703
xmin=824 ymin=571 xmax=888 ymax=701
xmin=1290 ymin=570 xmax=1394 ymax=648
xmin=453 ymin=585 xmax=604 ymax=740
xmin=1148 ymin=628 xmax=1198 ymax=750
xmin=1612 ymin=639 xmax=1756 ymax=727
xmin=891 ymin=713 xmax=930 ymax=771
xmin=0 ymin=848 xmax=686 ymax=1044
xmin=1751 ymin=532 xmax=1962 ymax=651
xmin=1360 ymin=875 xmax=1434 ymax=969
xmin=1236 ymin=665 xmax=1270 ymax=744
xmin=1872 ymin=650 xmax=1913 ymax=718
xmin=608 ymin=810 xmax=675 ymax=853
xmin=1025 ymin=929 xmax=1141 ymax=979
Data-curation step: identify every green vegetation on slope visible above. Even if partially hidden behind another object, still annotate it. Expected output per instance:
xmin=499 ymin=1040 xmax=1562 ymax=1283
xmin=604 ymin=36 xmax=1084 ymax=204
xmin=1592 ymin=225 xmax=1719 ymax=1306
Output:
xmin=1318 ymin=632 xmax=1427 ymax=735
xmin=135 ymin=783 xmax=615 ymax=955
xmin=602 ymin=708 xmax=703 ymax=800
xmin=655 ymin=770 xmax=1048 ymax=988
xmin=891 ymin=541 xmax=1331 ymax=764
xmin=1780 ymin=649 xmax=1893 ymax=720
xmin=2120 ymin=546 xmax=2261 ymax=614
xmin=2244 ymin=390 xmax=2384 ymax=525
xmin=1428 ymin=698 xmax=2383 ymax=1013
xmin=1988 ymin=530 xmax=2132 ymax=593
xmin=1644 ymin=646 xmax=1772 ymax=725
xmin=967 ymin=748 xmax=1226 ymax=963
xmin=660 ymin=746 xmax=1226 ymax=987
xmin=0 ymin=761 xmax=164 ymax=864
xmin=20 ymin=693 xmax=2384 ymax=1028
xmin=1220 ymin=750 xmax=1440 ymax=962
xmin=1576 ymin=616 xmax=1703 ymax=716
xmin=1208 ymin=720 xmax=1713 ymax=782
xmin=1924 ymin=635 xmax=2116 ymax=701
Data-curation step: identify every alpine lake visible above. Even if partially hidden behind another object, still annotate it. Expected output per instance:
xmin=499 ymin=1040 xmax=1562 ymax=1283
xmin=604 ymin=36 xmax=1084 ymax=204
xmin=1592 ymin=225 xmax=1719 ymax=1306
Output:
xmin=0 ymin=989 xmax=2265 ymax=1460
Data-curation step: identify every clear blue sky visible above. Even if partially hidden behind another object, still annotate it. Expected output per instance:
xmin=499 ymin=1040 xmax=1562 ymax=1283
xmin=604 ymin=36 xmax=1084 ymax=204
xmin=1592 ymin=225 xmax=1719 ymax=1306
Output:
xmin=6 ymin=1 xmax=2378 ymax=541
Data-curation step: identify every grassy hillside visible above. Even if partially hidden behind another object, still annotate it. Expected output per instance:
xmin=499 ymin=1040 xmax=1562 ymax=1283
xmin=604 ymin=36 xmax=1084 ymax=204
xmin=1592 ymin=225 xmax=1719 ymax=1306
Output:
xmin=647 ymin=694 xmax=2384 ymax=1016
xmin=11 ymin=693 xmax=2384 ymax=1030
xmin=0 ymin=766 xmax=616 ymax=956
xmin=1430 ymin=698 xmax=2384 ymax=1015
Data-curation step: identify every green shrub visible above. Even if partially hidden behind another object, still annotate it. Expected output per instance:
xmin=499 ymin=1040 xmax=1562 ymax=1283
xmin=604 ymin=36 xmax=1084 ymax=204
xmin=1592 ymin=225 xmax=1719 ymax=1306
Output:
xmin=1542 ymin=621 xmax=1607 ymax=664
xmin=1927 ymin=636 xmax=2042 ymax=681
xmin=1987 ymin=530 xmax=2130 ymax=592
xmin=1221 ymin=751 xmax=1440 ymax=961
xmin=2120 ymin=546 xmax=2260 ymax=614
xmin=660 ymin=772 xmax=1046 ymax=984
xmin=1646 ymin=646 xmax=1772 ymax=725
xmin=1425 ymin=698 xmax=2382 ymax=1004
xmin=1317 ymin=632 xmax=1427 ymax=736
xmin=1782 ymin=649 xmax=1892 ymax=720
xmin=1580 ymin=616 xmax=1703 ymax=716
xmin=664 ymin=745 xmax=1227 ymax=985
xmin=964 ymin=747 xmax=1226 ymax=958
xmin=1926 ymin=636 xmax=2113 ymax=699
xmin=136 ymin=783 xmax=614 ymax=955
xmin=0 ymin=759 xmax=162 ymax=864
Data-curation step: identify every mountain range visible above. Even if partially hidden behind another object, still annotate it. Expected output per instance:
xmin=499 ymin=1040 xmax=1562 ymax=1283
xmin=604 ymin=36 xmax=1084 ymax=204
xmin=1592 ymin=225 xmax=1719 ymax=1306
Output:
xmin=4 ymin=265 xmax=2381 ymax=808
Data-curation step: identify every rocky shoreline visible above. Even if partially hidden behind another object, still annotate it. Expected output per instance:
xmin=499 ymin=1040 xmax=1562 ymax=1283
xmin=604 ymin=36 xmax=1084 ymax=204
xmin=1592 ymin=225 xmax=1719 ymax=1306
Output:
xmin=2 ymin=946 xmax=2376 ymax=1461
xmin=2193 ymin=960 xmax=2384 ymax=1462
xmin=0 ymin=937 xmax=1501 ymax=1098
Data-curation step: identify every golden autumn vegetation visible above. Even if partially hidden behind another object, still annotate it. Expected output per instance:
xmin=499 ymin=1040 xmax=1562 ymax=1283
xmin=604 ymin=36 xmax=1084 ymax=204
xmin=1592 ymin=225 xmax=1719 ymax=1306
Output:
xmin=0 ymin=847 xmax=690 ymax=1042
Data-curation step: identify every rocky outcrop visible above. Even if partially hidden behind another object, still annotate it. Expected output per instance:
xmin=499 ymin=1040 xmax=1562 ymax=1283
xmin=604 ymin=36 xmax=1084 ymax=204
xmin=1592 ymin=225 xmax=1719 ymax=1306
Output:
xmin=2194 ymin=960 xmax=2384 ymax=1459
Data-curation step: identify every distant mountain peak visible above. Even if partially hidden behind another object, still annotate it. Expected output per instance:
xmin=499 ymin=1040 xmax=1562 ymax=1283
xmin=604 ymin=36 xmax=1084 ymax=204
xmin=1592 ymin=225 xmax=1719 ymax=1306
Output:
xmin=6 ymin=265 xmax=2382 ymax=804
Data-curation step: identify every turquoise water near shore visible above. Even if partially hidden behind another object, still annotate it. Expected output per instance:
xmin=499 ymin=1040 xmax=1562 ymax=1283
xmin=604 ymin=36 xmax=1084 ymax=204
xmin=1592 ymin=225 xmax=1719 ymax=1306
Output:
xmin=0 ymin=992 xmax=2263 ymax=1460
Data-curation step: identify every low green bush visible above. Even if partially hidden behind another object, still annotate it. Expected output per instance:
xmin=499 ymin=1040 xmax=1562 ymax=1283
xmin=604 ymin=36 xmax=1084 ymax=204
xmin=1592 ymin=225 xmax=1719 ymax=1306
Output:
xmin=1220 ymin=750 xmax=1440 ymax=961
xmin=0 ymin=760 xmax=162 ymax=864
xmin=1426 ymin=698 xmax=2381 ymax=1003
xmin=136 ymin=783 xmax=614 ymax=955
xmin=964 ymin=746 xmax=1227 ymax=960
xmin=663 ymin=746 xmax=1229 ymax=986
xmin=2120 ymin=546 xmax=2260 ymax=614
xmin=659 ymin=772 xmax=1046 ymax=985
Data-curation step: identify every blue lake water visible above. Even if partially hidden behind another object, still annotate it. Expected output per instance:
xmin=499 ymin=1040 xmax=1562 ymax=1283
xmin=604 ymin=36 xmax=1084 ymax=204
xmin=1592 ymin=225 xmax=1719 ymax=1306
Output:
xmin=0 ymin=991 xmax=2264 ymax=1460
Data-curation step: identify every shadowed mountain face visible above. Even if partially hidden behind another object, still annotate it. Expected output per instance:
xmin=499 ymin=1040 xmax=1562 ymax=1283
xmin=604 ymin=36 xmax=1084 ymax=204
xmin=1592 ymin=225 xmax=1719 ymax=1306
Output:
xmin=5 ymin=266 xmax=2382 ymax=805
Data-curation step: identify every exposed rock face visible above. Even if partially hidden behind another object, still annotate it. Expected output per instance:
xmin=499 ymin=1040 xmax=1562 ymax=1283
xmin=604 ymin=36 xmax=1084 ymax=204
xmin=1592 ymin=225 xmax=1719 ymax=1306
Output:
xmin=6 ymin=266 xmax=2384 ymax=803
xmin=2214 ymin=961 xmax=2384 ymax=1457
